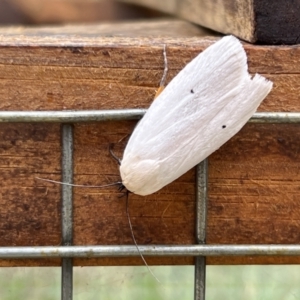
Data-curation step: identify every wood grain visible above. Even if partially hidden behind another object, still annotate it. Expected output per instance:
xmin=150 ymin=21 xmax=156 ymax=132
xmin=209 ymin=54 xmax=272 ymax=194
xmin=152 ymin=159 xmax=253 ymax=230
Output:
xmin=0 ymin=20 xmax=299 ymax=266
xmin=119 ymin=0 xmax=300 ymax=44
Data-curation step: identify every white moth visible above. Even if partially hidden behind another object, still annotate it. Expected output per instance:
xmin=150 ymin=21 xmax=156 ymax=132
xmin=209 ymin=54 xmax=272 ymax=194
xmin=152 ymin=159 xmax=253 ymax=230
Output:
xmin=120 ymin=35 xmax=273 ymax=196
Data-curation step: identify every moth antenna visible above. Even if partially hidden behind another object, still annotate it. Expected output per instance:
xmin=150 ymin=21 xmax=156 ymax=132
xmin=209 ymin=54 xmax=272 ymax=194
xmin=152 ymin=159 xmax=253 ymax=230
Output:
xmin=36 ymin=177 xmax=122 ymax=189
xmin=109 ymin=143 xmax=121 ymax=165
xmin=160 ymin=44 xmax=168 ymax=88
xmin=125 ymin=192 xmax=161 ymax=283
xmin=155 ymin=45 xmax=168 ymax=99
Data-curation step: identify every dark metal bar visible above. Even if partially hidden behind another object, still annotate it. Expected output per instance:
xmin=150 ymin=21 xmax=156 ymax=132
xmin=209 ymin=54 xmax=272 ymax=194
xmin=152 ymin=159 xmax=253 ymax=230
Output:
xmin=61 ymin=124 xmax=74 ymax=300
xmin=0 ymin=110 xmax=146 ymax=122
xmin=0 ymin=245 xmax=300 ymax=258
xmin=0 ymin=110 xmax=299 ymax=123
xmin=194 ymin=159 xmax=208 ymax=300
xmin=249 ymin=112 xmax=300 ymax=123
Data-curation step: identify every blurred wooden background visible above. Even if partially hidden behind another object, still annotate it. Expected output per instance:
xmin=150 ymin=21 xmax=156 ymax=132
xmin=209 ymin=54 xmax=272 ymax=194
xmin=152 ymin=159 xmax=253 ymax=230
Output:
xmin=0 ymin=0 xmax=163 ymax=24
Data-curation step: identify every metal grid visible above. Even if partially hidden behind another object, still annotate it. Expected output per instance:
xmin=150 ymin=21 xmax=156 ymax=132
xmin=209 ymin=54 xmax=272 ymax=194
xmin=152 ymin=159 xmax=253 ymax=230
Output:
xmin=1 ymin=109 xmax=300 ymax=300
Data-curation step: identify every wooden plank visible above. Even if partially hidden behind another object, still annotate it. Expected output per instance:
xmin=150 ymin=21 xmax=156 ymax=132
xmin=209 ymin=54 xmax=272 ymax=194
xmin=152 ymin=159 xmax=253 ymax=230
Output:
xmin=0 ymin=20 xmax=300 ymax=266
xmin=118 ymin=0 xmax=300 ymax=44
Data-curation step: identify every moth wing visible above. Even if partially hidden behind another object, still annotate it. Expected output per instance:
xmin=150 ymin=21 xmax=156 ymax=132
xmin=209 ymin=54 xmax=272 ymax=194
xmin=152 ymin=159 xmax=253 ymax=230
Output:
xmin=128 ymin=35 xmax=247 ymax=144
xmin=162 ymin=73 xmax=272 ymax=180
xmin=120 ymin=36 xmax=272 ymax=196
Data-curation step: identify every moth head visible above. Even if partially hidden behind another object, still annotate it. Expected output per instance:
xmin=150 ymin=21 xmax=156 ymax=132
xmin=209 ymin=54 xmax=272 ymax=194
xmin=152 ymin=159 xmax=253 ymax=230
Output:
xmin=119 ymin=154 xmax=160 ymax=196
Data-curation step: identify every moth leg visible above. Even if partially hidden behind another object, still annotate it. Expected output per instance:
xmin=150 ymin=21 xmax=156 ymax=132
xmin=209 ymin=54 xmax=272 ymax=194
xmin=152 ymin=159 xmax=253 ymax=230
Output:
xmin=154 ymin=44 xmax=168 ymax=99
xmin=108 ymin=143 xmax=121 ymax=165
xmin=116 ymin=184 xmax=128 ymax=198
xmin=118 ymin=183 xmax=126 ymax=192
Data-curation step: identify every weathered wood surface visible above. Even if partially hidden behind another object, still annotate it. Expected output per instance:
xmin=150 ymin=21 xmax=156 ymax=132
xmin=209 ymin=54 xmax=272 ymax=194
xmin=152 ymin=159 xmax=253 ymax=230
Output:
xmin=0 ymin=20 xmax=300 ymax=266
xmin=119 ymin=0 xmax=300 ymax=44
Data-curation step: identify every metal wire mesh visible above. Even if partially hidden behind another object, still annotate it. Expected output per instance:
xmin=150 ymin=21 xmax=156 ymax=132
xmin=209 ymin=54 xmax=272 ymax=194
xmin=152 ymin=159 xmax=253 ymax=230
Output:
xmin=1 ymin=110 xmax=299 ymax=300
